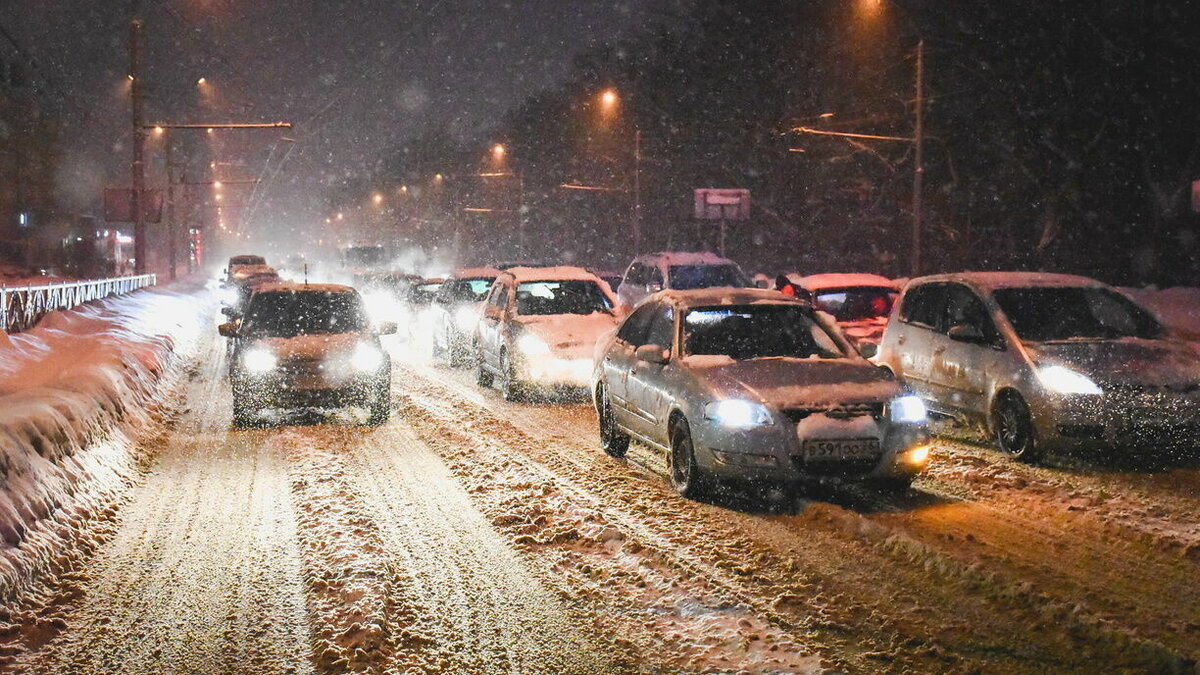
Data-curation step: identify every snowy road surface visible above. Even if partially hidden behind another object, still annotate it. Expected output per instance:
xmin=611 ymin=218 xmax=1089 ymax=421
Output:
xmin=2 ymin=304 xmax=1198 ymax=673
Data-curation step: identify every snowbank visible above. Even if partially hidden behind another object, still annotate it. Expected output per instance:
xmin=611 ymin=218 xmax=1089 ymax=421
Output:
xmin=0 ymin=286 xmax=208 ymax=600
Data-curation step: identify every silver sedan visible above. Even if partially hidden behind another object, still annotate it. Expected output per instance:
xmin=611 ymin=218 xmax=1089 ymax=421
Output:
xmin=592 ymin=288 xmax=931 ymax=498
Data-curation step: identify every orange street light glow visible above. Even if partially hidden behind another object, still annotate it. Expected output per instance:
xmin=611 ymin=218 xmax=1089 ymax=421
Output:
xmin=601 ymin=89 xmax=618 ymax=107
xmin=372 ymin=193 xmax=384 ymax=205
xmin=197 ymin=77 xmax=207 ymax=85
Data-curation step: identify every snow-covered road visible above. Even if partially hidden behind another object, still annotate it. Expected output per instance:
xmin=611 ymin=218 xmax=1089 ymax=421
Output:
xmin=2 ymin=298 xmax=1198 ymax=673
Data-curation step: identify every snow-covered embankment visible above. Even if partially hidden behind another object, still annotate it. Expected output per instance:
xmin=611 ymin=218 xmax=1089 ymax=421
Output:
xmin=0 ymin=287 xmax=209 ymax=600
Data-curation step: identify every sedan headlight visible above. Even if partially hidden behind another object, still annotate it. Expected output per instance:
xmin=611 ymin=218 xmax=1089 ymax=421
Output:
xmin=1038 ymin=365 xmax=1102 ymax=395
xmin=351 ymin=342 xmax=385 ymax=372
xmin=517 ymin=333 xmax=551 ymax=357
xmin=242 ymin=347 xmax=277 ymax=374
xmin=890 ymin=394 xmax=927 ymax=424
xmin=455 ymin=306 xmax=478 ymax=333
xmin=705 ymin=400 xmax=773 ymax=428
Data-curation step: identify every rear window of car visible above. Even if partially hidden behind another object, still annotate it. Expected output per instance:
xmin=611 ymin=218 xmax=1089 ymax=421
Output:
xmin=516 ymin=280 xmax=613 ymax=316
xmin=669 ymin=264 xmax=748 ymax=290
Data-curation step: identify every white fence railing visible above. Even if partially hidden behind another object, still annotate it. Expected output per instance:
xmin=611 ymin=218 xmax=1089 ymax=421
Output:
xmin=1 ymin=275 xmax=157 ymax=334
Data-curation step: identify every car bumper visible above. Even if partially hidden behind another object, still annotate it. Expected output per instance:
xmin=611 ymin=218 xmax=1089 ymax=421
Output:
xmin=233 ymin=372 xmax=385 ymax=409
xmin=1032 ymin=391 xmax=1200 ymax=450
xmin=691 ymin=417 xmax=930 ymax=484
xmin=517 ymin=356 xmax=593 ymax=389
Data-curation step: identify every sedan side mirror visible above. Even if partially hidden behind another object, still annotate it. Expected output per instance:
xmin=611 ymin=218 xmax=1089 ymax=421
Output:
xmin=646 ymin=282 xmax=663 ymax=294
xmin=635 ymin=343 xmax=670 ymax=365
xmin=377 ymin=321 xmax=398 ymax=335
xmin=218 ymin=322 xmax=239 ymax=338
xmin=947 ymin=324 xmax=986 ymax=343
xmin=858 ymin=341 xmax=879 ymax=359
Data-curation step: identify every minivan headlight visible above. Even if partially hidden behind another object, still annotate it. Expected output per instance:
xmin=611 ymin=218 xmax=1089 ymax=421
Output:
xmin=243 ymin=347 xmax=277 ymax=374
xmin=1038 ymin=365 xmax=1102 ymax=395
xmin=705 ymin=400 xmax=772 ymax=428
xmin=890 ymin=394 xmax=927 ymax=423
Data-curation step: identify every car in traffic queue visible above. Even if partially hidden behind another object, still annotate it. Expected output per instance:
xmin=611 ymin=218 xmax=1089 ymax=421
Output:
xmin=475 ymin=266 xmax=620 ymax=400
xmin=221 ymin=269 xmax=282 ymax=319
xmin=225 ymin=254 xmax=268 ymax=283
xmin=617 ymin=251 xmax=752 ymax=309
xmin=873 ymin=272 xmax=1200 ymax=460
xmin=358 ymin=271 xmax=423 ymax=324
xmin=592 ymin=288 xmax=931 ymax=498
xmin=786 ymin=273 xmax=900 ymax=349
xmin=218 ymin=282 xmax=395 ymax=427
xmin=431 ymin=266 xmax=501 ymax=366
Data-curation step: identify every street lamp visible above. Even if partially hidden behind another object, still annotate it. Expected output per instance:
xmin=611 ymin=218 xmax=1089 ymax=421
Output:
xmin=596 ymin=88 xmax=640 ymax=254
xmin=372 ymin=192 xmax=384 ymax=206
xmin=492 ymin=144 xmax=506 ymax=160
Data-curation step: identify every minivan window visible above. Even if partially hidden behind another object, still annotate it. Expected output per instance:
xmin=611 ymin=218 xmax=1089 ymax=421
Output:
xmin=668 ymin=264 xmax=748 ymax=290
xmin=899 ymin=283 xmax=947 ymax=329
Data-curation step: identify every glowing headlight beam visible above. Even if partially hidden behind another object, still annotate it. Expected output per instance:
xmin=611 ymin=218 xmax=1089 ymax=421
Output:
xmin=705 ymin=400 xmax=773 ymax=428
xmin=890 ymin=394 xmax=928 ymax=424
xmin=1038 ymin=365 xmax=1102 ymax=395
xmin=242 ymin=348 xmax=277 ymax=374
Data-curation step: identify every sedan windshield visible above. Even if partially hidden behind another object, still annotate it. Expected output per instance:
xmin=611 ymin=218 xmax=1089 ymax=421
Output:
xmin=813 ymin=287 xmax=897 ymax=321
xmin=684 ymin=305 xmax=844 ymax=359
xmin=992 ymin=286 xmax=1161 ymax=342
xmin=242 ymin=291 xmax=368 ymax=337
xmin=669 ymin=264 xmax=749 ymax=290
xmin=516 ymin=280 xmax=612 ymax=316
xmin=444 ymin=278 xmax=495 ymax=302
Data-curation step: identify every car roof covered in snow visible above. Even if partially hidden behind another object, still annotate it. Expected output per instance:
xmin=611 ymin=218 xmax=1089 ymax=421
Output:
xmin=450 ymin=266 xmax=502 ymax=279
xmin=250 ymin=281 xmax=358 ymax=295
xmin=635 ymin=251 xmax=738 ymax=267
xmin=786 ymin=272 xmax=899 ymax=291
xmin=499 ymin=265 xmax=604 ymax=283
xmin=656 ymin=287 xmax=808 ymax=309
xmin=909 ymin=271 xmax=1109 ymax=292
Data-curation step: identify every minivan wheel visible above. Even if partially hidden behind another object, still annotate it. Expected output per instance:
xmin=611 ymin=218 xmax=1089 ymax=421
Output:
xmin=597 ymin=384 xmax=630 ymax=458
xmin=994 ymin=391 xmax=1040 ymax=461
xmin=475 ymin=352 xmax=494 ymax=387
xmin=366 ymin=379 xmax=391 ymax=426
xmin=669 ymin=418 xmax=708 ymax=500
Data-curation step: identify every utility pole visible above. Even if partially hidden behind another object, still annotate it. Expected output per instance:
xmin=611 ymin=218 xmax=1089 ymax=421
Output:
xmin=911 ymin=39 xmax=925 ymax=277
xmin=632 ymin=128 xmax=642 ymax=255
xmin=129 ymin=6 xmax=146 ymax=274
xmin=165 ymin=135 xmax=177 ymax=281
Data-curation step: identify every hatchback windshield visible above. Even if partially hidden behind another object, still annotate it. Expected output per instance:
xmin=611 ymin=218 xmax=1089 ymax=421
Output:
xmin=684 ymin=305 xmax=844 ymax=359
xmin=230 ymin=255 xmax=265 ymax=266
xmin=516 ymin=281 xmax=612 ymax=316
xmin=813 ymin=287 xmax=897 ymax=321
xmin=669 ymin=265 xmax=749 ymax=290
xmin=444 ymin=278 xmax=495 ymax=302
xmin=243 ymin=291 xmax=368 ymax=337
xmin=992 ymin=287 xmax=1161 ymax=342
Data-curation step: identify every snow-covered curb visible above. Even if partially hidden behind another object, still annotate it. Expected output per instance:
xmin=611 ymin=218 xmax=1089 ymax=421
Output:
xmin=0 ymin=287 xmax=209 ymax=601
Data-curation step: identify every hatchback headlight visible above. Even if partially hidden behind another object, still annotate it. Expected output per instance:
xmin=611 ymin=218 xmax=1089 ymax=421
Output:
xmin=351 ymin=342 xmax=385 ymax=372
xmin=517 ymin=333 xmax=551 ymax=357
xmin=242 ymin=347 xmax=277 ymax=374
xmin=705 ymin=400 xmax=773 ymax=428
xmin=890 ymin=394 xmax=927 ymax=424
xmin=1038 ymin=365 xmax=1102 ymax=395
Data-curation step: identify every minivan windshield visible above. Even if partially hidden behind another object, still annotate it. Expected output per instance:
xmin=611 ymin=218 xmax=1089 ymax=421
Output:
xmin=992 ymin=286 xmax=1161 ymax=342
xmin=669 ymin=264 xmax=749 ymax=290
xmin=242 ymin=291 xmax=368 ymax=337
xmin=684 ymin=305 xmax=844 ymax=360
xmin=516 ymin=280 xmax=612 ymax=316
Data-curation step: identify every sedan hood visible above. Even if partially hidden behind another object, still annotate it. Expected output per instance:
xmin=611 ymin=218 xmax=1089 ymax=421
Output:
xmin=1030 ymin=338 xmax=1200 ymax=388
xmin=517 ymin=312 xmax=620 ymax=359
xmin=257 ymin=332 xmax=365 ymax=362
xmin=682 ymin=356 xmax=902 ymax=407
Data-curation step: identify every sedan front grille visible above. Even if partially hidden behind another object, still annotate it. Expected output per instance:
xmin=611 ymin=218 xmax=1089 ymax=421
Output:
xmin=782 ymin=402 xmax=884 ymax=424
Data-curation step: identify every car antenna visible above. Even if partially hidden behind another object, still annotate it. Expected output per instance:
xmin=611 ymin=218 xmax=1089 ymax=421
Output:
xmin=303 ymin=263 xmax=309 ymax=286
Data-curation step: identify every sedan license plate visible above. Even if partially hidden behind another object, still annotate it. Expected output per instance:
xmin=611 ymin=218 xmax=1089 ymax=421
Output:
xmin=802 ymin=438 xmax=880 ymax=462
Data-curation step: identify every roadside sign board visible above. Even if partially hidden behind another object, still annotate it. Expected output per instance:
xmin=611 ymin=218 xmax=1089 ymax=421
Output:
xmin=694 ymin=188 xmax=751 ymax=221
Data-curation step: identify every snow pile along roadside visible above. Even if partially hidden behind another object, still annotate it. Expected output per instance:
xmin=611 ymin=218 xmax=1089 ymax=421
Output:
xmin=0 ymin=287 xmax=208 ymax=600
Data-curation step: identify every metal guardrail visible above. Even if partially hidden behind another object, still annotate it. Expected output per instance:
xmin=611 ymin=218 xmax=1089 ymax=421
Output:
xmin=1 ymin=274 xmax=157 ymax=334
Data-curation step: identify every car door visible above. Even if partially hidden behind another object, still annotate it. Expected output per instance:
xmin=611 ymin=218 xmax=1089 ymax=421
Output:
xmin=479 ymin=282 xmax=508 ymax=371
xmin=625 ymin=302 xmax=675 ymax=440
xmin=928 ymin=283 xmax=1005 ymax=418
xmin=603 ymin=302 xmax=657 ymax=423
xmin=891 ymin=282 xmax=948 ymax=400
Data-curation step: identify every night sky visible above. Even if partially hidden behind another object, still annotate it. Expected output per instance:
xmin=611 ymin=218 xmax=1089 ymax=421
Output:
xmin=3 ymin=0 xmax=684 ymax=243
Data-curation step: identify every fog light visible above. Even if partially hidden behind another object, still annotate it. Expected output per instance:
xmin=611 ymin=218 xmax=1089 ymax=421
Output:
xmin=905 ymin=444 xmax=931 ymax=466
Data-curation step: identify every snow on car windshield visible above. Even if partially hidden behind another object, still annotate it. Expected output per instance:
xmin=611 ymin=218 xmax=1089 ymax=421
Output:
xmin=684 ymin=305 xmax=843 ymax=360
xmin=243 ymin=291 xmax=368 ymax=337
xmin=992 ymin=287 xmax=1161 ymax=342
xmin=814 ymin=288 xmax=897 ymax=321
xmin=516 ymin=281 xmax=612 ymax=316
xmin=669 ymin=265 xmax=748 ymax=290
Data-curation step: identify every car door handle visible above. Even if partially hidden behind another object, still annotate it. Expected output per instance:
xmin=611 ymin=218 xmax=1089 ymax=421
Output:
xmin=897 ymin=336 xmax=906 ymax=345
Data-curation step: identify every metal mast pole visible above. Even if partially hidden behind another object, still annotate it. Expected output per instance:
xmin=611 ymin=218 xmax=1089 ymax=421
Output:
xmin=129 ymin=8 xmax=146 ymax=274
xmin=165 ymin=134 xmax=177 ymax=280
xmin=911 ymin=39 xmax=925 ymax=277
xmin=633 ymin=128 xmax=642 ymax=255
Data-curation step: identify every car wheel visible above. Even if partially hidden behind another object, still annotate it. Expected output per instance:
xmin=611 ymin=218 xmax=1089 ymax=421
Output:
xmin=475 ymin=351 xmax=494 ymax=387
xmin=993 ymin=391 xmax=1041 ymax=461
xmin=367 ymin=378 xmax=390 ymax=426
xmin=500 ymin=350 xmax=524 ymax=402
xmin=597 ymin=384 xmax=630 ymax=458
xmin=669 ymin=418 xmax=708 ymax=500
